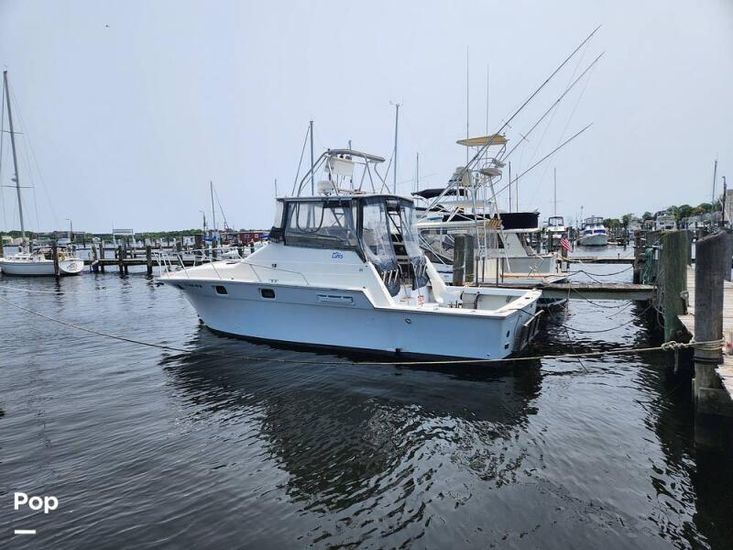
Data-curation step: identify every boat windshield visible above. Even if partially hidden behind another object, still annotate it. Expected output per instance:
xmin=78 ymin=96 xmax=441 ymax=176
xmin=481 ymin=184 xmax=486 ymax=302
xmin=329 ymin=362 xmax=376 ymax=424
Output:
xmin=360 ymin=198 xmax=400 ymax=296
xmin=284 ymin=200 xmax=358 ymax=249
xmin=394 ymin=200 xmax=428 ymax=289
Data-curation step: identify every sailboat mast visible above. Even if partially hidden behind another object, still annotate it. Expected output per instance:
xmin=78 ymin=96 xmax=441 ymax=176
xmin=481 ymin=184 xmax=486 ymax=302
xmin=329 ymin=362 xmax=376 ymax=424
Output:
xmin=210 ymin=181 xmax=217 ymax=238
xmin=3 ymin=71 xmax=25 ymax=241
xmin=712 ymin=158 xmax=718 ymax=205
xmin=554 ymin=167 xmax=557 ymax=216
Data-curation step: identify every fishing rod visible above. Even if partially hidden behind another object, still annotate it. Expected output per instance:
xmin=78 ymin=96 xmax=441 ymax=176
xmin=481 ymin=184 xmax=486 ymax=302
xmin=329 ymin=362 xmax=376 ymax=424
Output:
xmin=501 ymin=52 xmax=604 ymax=162
xmin=423 ymin=25 xmax=602 ymax=215
xmin=494 ymin=123 xmax=593 ymax=197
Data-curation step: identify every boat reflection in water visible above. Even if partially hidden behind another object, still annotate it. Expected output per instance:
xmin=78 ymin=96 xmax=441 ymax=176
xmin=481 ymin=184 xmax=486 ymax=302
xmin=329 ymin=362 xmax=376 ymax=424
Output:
xmin=161 ymin=327 xmax=542 ymax=532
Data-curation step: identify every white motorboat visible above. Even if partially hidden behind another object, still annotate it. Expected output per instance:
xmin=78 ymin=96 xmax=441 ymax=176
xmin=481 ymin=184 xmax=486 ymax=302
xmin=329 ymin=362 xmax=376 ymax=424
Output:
xmin=0 ymin=247 xmax=84 ymax=276
xmin=159 ymin=149 xmax=542 ymax=360
xmin=546 ymin=216 xmax=567 ymax=247
xmin=578 ymin=216 xmax=608 ymax=246
xmin=655 ymin=214 xmax=677 ymax=231
xmin=0 ymin=70 xmax=84 ymax=276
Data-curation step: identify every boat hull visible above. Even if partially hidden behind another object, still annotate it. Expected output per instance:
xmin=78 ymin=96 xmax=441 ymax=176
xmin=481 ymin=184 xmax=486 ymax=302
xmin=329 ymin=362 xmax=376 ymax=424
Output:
xmin=0 ymin=258 xmax=84 ymax=276
xmin=578 ymin=234 xmax=608 ymax=246
xmin=166 ymin=280 xmax=538 ymax=360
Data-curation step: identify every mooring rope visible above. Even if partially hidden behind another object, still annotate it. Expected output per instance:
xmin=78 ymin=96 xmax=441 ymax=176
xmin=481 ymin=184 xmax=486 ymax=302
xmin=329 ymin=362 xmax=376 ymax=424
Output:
xmin=0 ymin=294 xmax=723 ymax=367
xmin=566 ymin=265 xmax=633 ymax=278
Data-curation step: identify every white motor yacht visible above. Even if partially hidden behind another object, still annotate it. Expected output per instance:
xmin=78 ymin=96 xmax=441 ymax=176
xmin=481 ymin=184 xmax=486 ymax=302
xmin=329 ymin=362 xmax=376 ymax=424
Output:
xmin=159 ymin=149 xmax=542 ymax=360
xmin=578 ymin=216 xmax=608 ymax=246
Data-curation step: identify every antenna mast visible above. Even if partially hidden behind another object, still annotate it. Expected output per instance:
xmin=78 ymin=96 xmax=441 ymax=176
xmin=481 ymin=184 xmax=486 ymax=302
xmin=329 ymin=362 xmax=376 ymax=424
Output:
xmin=712 ymin=158 xmax=718 ymax=205
xmin=466 ymin=47 xmax=470 ymax=165
xmin=485 ymin=64 xmax=490 ymax=134
xmin=3 ymin=71 xmax=25 ymax=241
xmin=309 ymin=120 xmax=315 ymax=195
xmin=210 ymin=181 xmax=217 ymax=236
xmin=415 ymin=152 xmax=419 ymax=193
xmin=392 ymin=103 xmax=400 ymax=194
xmin=554 ymin=167 xmax=557 ymax=216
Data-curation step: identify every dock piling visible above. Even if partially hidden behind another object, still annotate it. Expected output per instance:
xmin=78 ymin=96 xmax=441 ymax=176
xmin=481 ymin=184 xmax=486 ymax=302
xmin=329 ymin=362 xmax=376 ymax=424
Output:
xmin=453 ymin=235 xmax=466 ymax=286
xmin=660 ymin=230 xmax=688 ymax=341
xmin=693 ymin=232 xmax=727 ymax=414
xmin=117 ymin=245 xmax=124 ymax=275
xmin=722 ymin=230 xmax=733 ymax=283
xmin=145 ymin=245 xmax=153 ymax=276
xmin=91 ymin=244 xmax=99 ymax=273
xmin=51 ymin=241 xmax=60 ymax=279
xmin=465 ymin=235 xmax=475 ymax=285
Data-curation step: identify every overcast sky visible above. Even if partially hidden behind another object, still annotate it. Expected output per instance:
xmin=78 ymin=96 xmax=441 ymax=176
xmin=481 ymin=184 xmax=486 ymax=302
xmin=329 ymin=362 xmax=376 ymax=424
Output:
xmin=1 ymin=0 xmax=732 ymax=233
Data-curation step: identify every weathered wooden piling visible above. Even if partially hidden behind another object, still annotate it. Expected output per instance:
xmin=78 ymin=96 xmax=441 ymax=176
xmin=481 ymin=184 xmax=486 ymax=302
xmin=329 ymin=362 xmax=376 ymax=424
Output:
xmin=464 ymin=234 xmax=475 ymax=285
xmin=633 ymin=230 xmax=642 ymax=284
xmin=117 ymin=245 xmax=124 ymax=275
xmin=660 ymin=230 xmax=688 ymax=341
xmin=91 ymin=244 xmax=99 ymax=273
xmin=452 ymin=235 xmax=466 ymax=286
xmin=52 ymin=241 xmax=60 ymax=279
xmin=693 ymin=232 xmax=727 ymax=414
xmin=99 ymin=243 xmax=105 ymax=272
xmin=722 ymin=230 xmax=733 ymax=283
xmin=145 ymin=245 xmax=153 ymax=276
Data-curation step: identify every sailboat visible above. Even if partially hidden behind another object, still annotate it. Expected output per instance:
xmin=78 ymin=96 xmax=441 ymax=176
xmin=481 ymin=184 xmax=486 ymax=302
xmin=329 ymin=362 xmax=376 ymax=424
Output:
xmin=0 ymin=70 xmax=83 ymax=276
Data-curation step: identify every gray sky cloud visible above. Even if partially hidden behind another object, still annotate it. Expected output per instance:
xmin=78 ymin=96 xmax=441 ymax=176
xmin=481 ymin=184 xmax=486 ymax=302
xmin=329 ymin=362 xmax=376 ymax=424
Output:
xmin=1 ymin=0 xmax=732 ymax=232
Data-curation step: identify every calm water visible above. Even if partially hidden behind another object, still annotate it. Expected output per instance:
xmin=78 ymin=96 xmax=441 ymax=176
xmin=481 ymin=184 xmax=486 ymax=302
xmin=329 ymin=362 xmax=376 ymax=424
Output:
xmin=1 ymin=248 xmax=732 ymax=549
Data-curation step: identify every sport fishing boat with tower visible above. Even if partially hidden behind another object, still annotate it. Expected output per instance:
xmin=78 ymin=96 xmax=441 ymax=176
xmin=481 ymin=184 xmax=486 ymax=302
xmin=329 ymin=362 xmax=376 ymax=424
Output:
xmin=414 ymin=134 xmax=564 ymax=289
xmin=0 ymin=70 xmax=83 ymax=276
xmin=159 ymin=148 xmax=542 ymax=360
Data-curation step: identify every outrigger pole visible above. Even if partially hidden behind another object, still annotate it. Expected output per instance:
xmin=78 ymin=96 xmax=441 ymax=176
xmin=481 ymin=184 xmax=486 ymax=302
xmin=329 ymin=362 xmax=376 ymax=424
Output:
xmin=423 ymin=25 xmax=601 ymax=215
xmin=496 ymin=123 xmax=593 ymax=197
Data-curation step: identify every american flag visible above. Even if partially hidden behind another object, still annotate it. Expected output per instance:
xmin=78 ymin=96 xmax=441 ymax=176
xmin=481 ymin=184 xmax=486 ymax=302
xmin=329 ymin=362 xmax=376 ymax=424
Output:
xmin=560 ymin=236 xmax=571 ymax=252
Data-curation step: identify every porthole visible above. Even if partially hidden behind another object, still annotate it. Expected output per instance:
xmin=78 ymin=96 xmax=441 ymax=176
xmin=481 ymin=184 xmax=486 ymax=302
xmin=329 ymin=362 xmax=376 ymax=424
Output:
xmin=215 ymin=285 xmax=228 ymax=295
xmin=260 ymin=288 xmax=276 ymax=299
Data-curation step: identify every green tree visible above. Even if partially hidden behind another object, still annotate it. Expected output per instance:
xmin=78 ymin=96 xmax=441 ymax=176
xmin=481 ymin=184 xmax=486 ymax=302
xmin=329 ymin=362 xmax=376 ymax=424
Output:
xmin=676 ymin=204 xmax=693 ymax=220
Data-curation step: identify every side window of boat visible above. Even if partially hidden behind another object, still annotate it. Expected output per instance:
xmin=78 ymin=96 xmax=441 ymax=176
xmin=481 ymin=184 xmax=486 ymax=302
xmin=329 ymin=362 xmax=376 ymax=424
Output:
xmin=284 ymin=202 xmax=357 ymax=249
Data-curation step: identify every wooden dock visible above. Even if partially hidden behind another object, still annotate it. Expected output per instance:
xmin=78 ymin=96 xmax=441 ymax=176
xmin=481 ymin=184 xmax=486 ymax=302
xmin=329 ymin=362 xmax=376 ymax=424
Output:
xmin=540 ymin=281 xmax=654 ymax=301
xmin=567 ymin=256 xmax=635 ymax=264
xmin=679 ymin=265 xmax=733 ymax=405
